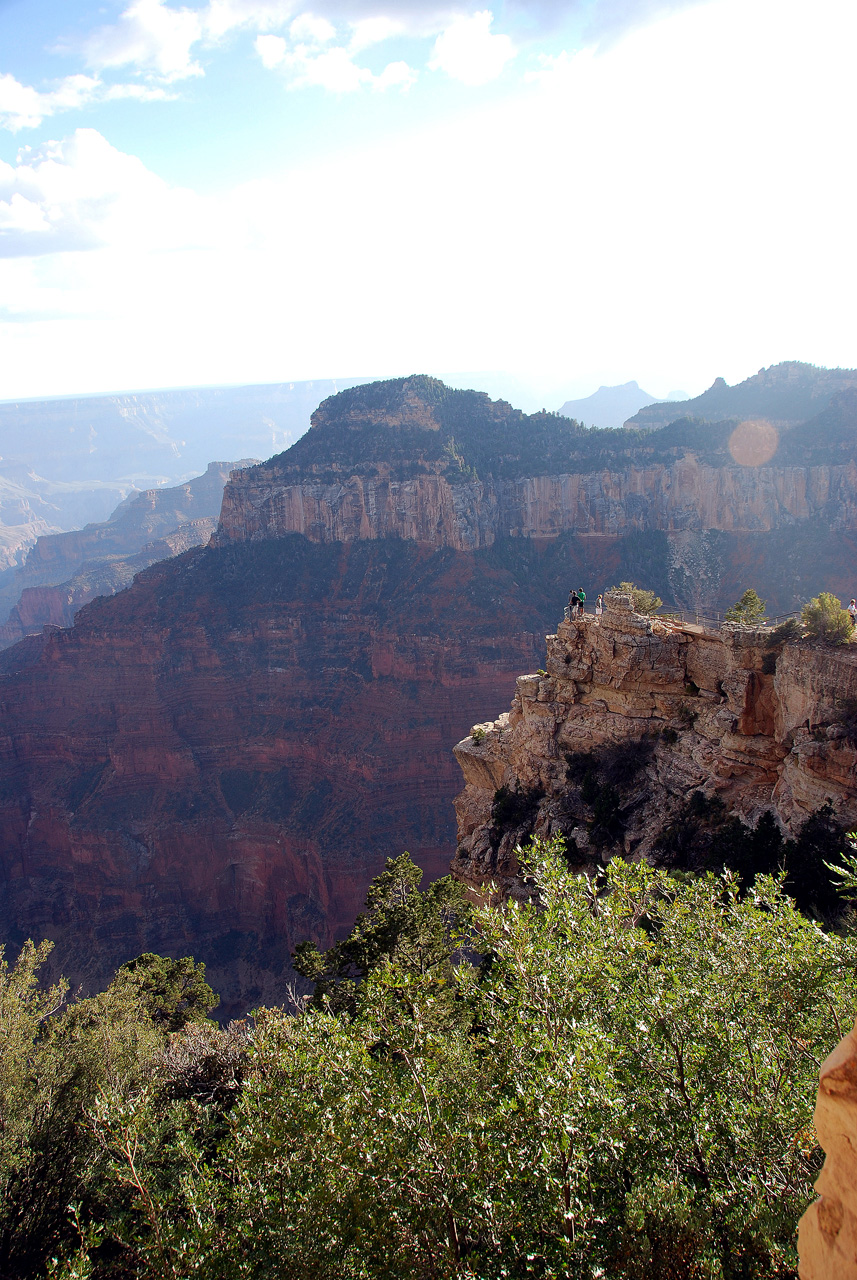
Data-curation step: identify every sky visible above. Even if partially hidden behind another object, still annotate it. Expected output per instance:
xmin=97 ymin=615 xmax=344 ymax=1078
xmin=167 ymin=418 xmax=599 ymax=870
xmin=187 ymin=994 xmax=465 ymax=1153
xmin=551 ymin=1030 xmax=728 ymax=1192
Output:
xmin=0 ymin=0 xmax=855 ymax=409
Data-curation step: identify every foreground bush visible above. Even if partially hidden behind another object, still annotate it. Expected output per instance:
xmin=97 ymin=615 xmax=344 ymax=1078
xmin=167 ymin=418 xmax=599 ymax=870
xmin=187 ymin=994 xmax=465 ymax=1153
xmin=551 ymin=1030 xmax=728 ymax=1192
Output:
xmin=39 ymin=843 xmax=857 ymax=1280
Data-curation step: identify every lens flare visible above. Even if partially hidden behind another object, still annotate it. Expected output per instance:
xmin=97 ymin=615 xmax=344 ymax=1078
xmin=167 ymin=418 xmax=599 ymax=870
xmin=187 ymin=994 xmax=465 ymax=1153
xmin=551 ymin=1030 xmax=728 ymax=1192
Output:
xmin=728 ymin=419 xmax=779 ymax=466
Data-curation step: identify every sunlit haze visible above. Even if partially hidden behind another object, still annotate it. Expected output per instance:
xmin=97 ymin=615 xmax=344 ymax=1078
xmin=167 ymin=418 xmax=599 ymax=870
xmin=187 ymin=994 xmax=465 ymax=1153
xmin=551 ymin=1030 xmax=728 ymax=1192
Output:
xmin=1 ymin=0 xmax=855 ymax=406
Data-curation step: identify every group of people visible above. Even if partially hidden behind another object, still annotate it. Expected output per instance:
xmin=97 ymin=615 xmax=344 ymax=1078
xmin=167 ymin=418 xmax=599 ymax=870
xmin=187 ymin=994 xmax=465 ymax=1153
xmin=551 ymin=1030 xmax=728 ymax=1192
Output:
xmin=567 ymin=588 xmax=604 ymax=620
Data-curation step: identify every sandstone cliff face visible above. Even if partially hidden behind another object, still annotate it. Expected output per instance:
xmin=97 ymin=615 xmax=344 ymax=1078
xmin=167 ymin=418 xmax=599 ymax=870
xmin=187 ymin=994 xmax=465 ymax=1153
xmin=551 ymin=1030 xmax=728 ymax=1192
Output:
xmin=452 ymin=594 xmax=857 ymax=893
xmin=798 ymin=1021 xmax=857 ymax=1280
xmin=218 ymin=449 xmax=857 ymax=550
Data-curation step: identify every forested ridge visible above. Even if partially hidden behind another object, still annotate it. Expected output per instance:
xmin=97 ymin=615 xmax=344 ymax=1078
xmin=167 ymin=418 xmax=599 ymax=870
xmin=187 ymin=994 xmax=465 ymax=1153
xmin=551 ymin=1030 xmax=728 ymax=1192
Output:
xmin=3 ymin=839 xmax=856 ymax=1279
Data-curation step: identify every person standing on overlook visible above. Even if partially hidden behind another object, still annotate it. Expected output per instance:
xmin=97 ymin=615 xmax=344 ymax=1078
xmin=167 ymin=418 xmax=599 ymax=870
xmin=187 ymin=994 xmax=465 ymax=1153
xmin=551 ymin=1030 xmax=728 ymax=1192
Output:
xmin=577 ymin=588 xmax=586 ymax=616
xmin=595 ymin=594 xmax=604 ymax=620
xmin=848 ymin=599 xmax=857 ymax=628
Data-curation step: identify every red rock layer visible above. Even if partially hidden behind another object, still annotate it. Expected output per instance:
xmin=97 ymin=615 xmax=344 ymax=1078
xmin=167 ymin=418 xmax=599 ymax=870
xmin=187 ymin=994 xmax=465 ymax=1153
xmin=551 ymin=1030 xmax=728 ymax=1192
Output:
xmin=0 ymin=535 xmax=569 ymax=1014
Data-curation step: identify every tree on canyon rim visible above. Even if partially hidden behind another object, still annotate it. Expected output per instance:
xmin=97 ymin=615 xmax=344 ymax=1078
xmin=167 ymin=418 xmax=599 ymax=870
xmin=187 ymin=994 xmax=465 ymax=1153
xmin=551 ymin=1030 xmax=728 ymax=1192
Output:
xmin=801 ymin=592 xmax=854 ymax=644
xmin=725 ymin=588 xmax=767 ymax=624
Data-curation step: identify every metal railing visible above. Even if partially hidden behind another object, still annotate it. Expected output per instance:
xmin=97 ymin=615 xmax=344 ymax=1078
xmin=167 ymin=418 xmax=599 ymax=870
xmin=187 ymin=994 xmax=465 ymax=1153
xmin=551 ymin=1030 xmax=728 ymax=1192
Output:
xmin=563 ymin=605 xmax=802 ymax=633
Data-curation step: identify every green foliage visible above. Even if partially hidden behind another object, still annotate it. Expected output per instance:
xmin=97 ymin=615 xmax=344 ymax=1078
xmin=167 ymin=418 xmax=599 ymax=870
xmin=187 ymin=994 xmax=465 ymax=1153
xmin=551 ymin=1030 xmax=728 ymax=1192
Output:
xmin=725 ymin=589 xmax=767 ymax=624
xmin=116 ymin=953 xmax=218 ymax=1031
xmin=801 ymin=592 xmax=854 ymax=644
xmin=293 ymin=852 xmax=472 ymax=1020
xmin=657 ymin=798 xmax=846 ymax=920
xmin=609 ymin=581 xmax=663 ymax=615
xmin=59 ymin=840 xmax=856 ymax=1279
xmin=0 ymin=944 xmax=223 ymax=1279
xmin=470 ymin=726 xmax=486 ymax=744
xmin=767 ymin=617 xmax=803 ymax=646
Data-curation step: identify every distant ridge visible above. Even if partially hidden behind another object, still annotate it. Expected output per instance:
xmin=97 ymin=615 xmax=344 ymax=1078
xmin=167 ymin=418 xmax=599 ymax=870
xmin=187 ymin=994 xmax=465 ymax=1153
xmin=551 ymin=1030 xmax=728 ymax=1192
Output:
xmin=625 ymin=361 xmax=857 ymax=431
xmin=558 ymin=381 xmax=659 ymax=430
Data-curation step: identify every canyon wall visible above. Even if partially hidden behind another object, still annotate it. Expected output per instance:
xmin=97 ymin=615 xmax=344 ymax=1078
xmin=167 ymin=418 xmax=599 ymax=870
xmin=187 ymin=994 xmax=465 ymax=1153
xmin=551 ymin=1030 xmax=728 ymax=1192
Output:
xmin=0 ymin=535 xmax=554 ymax=1014
xmin=215 ymin=378 xmax=857 ymax=614
xmin=453 ymin=593 xmax=857 ymax=893
xmin=217 ymin=454 xmax=857 ymax=551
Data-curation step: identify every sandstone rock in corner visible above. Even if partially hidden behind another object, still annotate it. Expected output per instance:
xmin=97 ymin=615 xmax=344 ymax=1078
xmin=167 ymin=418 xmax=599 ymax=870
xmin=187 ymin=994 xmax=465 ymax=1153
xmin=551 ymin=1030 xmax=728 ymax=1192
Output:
xmin=799 ymin=1020 xmax=857 ymax=1279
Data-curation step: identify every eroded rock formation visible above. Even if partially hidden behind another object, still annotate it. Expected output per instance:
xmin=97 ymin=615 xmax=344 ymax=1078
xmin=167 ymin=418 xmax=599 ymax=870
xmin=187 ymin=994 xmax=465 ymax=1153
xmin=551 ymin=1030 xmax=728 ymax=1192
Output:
xmin=453 ymin=593 xmax=857 ymax=893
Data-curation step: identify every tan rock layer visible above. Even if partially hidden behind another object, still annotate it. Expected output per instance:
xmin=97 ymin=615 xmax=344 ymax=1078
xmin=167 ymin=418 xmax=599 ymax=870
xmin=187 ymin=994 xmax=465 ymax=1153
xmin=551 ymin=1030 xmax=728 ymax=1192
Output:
xmin=217 ymin=456 xmax=857 ymax=551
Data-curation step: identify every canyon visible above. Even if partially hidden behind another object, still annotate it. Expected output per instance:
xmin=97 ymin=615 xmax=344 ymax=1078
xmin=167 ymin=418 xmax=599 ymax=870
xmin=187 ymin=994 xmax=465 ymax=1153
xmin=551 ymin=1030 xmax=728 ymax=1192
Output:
xmin=0 ymin=460 xmax=255 ymax=647
xmin=1 ymin=371 xmax=857 ymax=1012
xmin=0 ymin=377 xmax=364 ymax=588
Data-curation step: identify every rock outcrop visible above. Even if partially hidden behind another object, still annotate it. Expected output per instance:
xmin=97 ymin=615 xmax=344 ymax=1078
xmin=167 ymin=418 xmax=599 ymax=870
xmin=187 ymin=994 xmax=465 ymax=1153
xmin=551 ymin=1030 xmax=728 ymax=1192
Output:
xmin=453 ymin=593 xmax=857 ymax=893
xmin=798 ymin=1020 xmax=857 ymax=1280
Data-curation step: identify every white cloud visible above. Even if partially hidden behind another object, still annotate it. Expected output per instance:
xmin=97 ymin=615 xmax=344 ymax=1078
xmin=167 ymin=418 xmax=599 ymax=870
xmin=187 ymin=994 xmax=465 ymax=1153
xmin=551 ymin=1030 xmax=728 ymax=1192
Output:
xmin=281 ymin=44 xmax=409 ymax=90
xmin=348 ymin=16 xmax=405 ymax=52
xmin=0 ymin=73 xmax=102 ymax=131
xmin=81 ymin=0 xmax=204 ymax=81
xmin=0 ymin=128 xmax=207 ymax=258
xmin=204 ymin=0 xmax=296 ymax=38
xmin=255 ymin=34 xmax=288 ymax=67
xmin=429 ymin=11 xmax=515 ymax=85
xmin=373 ymin=60 xmax=417 ymax=90
xmin=256 ymin=33 xmax=416 ymax=91
xmin=290 ymin=13 xmax=336 ymax=43
xmin=0 ymin=71 xmax=172 ymax=133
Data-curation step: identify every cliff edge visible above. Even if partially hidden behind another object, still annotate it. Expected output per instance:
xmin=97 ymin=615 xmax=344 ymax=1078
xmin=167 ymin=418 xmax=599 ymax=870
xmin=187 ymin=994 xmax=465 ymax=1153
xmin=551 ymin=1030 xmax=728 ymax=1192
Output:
xmin=453 ymin=593 xmax=857 ymax=893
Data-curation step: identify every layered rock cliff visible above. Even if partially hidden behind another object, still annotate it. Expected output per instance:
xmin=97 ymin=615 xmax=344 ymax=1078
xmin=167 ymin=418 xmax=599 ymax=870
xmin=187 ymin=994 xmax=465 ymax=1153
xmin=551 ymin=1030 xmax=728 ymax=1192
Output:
xmin=453 ymin=593 xmax=857 ymax=893
xmin=216 ymin=378 xmax=857 ymax=613
xmin=0 ymin=535 xmax=553 ymax=1014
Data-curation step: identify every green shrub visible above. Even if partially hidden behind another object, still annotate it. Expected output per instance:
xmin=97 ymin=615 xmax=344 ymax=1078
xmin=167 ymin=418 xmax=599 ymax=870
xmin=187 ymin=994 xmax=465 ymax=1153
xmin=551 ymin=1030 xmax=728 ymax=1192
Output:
xmin=609 ymin=581 xmax=663 ymax=615
xmin=801 ymin=592 xmax=854 ymax=644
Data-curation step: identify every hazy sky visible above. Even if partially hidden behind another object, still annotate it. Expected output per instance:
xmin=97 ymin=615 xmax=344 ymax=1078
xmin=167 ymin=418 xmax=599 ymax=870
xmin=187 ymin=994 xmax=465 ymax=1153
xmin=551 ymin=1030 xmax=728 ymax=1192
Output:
xmin=0 ymin=0 xmax=854 ymax=407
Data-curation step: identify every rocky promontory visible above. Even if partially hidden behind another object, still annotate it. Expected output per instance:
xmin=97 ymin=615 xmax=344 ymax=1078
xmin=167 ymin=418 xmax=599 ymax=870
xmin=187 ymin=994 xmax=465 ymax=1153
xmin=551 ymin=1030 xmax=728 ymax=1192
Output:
xmin=453 ymin=593 xmax=857 ymax=893
xmin=215 ymin=377 xmax=857 ymax=613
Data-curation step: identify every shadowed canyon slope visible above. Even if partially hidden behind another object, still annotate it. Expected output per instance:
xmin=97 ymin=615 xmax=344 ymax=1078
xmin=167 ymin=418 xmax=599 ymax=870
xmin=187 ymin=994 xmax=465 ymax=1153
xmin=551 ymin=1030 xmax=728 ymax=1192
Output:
xmin=2 ymin=373 xmax=857 ymax=1012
